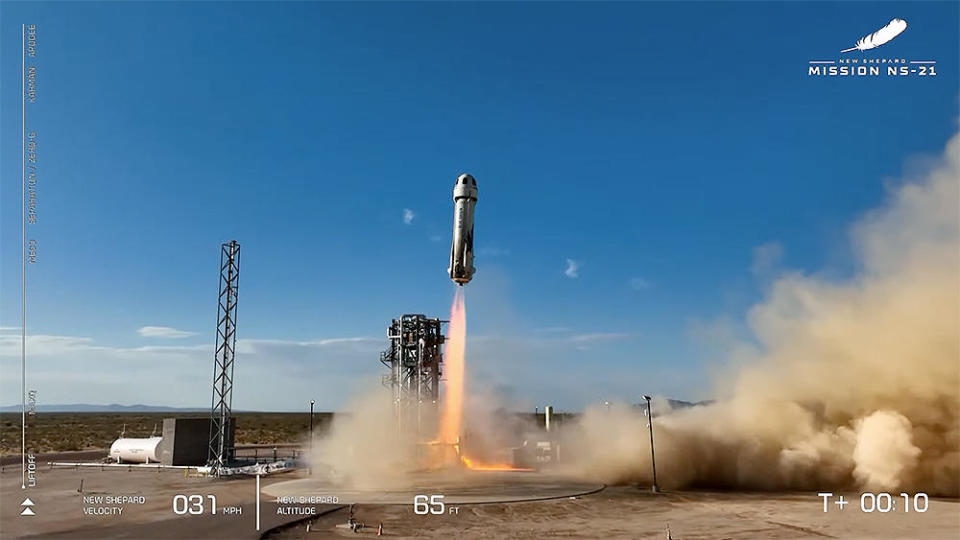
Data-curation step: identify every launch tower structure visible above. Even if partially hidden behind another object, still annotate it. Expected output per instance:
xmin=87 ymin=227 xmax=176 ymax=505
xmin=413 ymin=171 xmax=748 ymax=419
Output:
xmin=208 ymin=240 xmax=240 ymax=476
xmin=380 ymin=315 xmax=445 ymax=438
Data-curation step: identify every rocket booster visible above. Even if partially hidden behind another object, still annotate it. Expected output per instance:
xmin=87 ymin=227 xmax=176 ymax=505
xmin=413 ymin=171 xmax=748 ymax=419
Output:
xmin=448 ymin=173 xmax=478 ymax=285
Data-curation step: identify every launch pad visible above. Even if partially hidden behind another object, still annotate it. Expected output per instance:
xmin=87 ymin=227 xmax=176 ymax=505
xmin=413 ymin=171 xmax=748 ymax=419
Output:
xmin=262 ymin=470 xmax=604 ymax=505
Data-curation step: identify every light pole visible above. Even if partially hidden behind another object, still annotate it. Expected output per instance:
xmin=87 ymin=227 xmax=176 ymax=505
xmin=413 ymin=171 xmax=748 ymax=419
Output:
xmin=643 ymin=395 xmax=659 ymax=493
xmin=309 ymin=400 xmax=315 ymax=475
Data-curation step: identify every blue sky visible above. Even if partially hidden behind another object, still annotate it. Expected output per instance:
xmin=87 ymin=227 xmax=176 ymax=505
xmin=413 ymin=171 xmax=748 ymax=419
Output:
xmin=1 ymin=2 xmax=957 ymax=410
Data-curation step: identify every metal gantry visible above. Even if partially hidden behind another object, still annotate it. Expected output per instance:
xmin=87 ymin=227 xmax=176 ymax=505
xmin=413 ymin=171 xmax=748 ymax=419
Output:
xmin=380 ymin=315 xmax=445 ymax=439
xmin=208 ymin=240 xmax=240 ymax=475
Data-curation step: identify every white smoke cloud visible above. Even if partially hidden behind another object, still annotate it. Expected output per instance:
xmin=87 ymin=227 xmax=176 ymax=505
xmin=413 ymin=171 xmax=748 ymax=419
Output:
xmin=564 ymin=258 xmax=580 ymax=278
xmin=402 ymin=208 xmax=415 ymax=225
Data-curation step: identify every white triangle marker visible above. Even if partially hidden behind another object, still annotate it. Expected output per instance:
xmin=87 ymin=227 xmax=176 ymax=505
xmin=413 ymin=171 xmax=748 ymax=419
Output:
xmin=21 ymin=507 xmax=36 ymax=516
xmin=21 ymin=497 xmax=35 ymax=506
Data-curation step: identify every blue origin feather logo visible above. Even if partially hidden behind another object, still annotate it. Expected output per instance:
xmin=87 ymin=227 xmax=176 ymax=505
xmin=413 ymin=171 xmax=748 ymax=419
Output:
xmin=841 ymin=18 xmax=908 ymax=53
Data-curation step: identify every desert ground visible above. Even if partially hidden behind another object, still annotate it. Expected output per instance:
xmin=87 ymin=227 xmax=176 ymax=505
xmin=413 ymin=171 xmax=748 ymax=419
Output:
xmin=0 ymin=413 xmax=334 ymax=456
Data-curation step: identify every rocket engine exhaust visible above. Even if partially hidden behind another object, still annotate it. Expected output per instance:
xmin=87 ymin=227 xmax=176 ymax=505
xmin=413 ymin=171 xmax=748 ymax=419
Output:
xmin=439 ymin=287 xmax=466 ymax=444
xmin=439 ymin=287 xmax=532 ymax=472
xmin=448 ymin=173 xmax=478 ymax=285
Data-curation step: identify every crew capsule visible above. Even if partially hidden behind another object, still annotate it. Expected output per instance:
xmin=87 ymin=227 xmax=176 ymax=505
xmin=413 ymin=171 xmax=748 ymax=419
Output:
xmin=448 ymin=173 xmax=478 ymax=285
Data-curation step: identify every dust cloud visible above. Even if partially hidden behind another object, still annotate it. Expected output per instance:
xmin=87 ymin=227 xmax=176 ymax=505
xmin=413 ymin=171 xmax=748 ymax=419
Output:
xmin=562 ymin=132 xmax=960 ymax=495
xmin=309 ymin=388 xmax=419 ymax=490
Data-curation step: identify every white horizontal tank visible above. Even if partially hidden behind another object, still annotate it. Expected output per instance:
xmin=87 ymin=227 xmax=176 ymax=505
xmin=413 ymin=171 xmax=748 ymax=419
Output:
xmin=109 ymin=437 xmax=163 ymax=463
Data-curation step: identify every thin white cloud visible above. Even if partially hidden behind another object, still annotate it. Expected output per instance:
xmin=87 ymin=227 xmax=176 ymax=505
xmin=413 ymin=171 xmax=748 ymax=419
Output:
xmin=479 ymin=245 xmax=510 ymax=257
xmin=469 ymin=331 xmax=632 ymax=347
xmin=629 ymin=277 xmax=652 ymax=290
xmin=128 ymin=344 xmax=209 ymax=353
xmin=534 ymin=326 xmax=573 ymax=333
xmin=137 ymin=326 xmax=197 ymax=339
xmin=0 ymin=332 xmax=381 ymax=360
xmin=0 ymin=325 xmax=647 ymax=410
xmin=429 ymin=234 xmax=443 ymax=243
xmin=750 ymin=241 xmax=783 ymax=277
xmin=0 ymin=331 xmax=388 ymax=409
xmin=239 ymin=337 xmax=378 ymax=346
xmin=402 ymin=208 xmax=415 ymax=225
xmin=567 ymin=332 xmax=632 ymax=343
xmin=465 ymin=331 xmax=636 ymax=387
xmin=234 ymin=337 xmax=381 ymax=354
xmin=0 ymin=333 xmax=98 ymax=356
xmin=304 ymin=337 xmax=380 ymax=347
xmin=564 ymin=259 xmax=580 ymax=278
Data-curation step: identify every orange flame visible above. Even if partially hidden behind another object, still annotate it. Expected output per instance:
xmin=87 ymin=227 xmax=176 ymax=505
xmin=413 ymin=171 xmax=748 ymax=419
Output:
xmin=439 ymin=289 xmax=533 ymax=473
xmin=439 ymin=288 xmax=466 ymax=444
xmin=459 ymin=454 xmax=534 ymax=472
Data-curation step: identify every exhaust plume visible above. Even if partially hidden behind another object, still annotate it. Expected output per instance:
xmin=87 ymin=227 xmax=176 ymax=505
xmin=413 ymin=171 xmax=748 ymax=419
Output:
xmin=564 ymin=132 xmax=960 ymax=495
xmin=440 ymin=287 xmax=466 ymax=444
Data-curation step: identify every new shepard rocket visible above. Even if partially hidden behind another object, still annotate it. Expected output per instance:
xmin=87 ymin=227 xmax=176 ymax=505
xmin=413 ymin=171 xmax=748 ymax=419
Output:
xmin=448 ymin=173 xmax=478 ymax=285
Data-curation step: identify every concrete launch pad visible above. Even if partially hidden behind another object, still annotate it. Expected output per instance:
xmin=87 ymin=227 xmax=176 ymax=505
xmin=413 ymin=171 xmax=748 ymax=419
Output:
xmin=262 ymin=470 xmax=604 ymax=505
xmin=269 ymin=486 xmax=960 ymax=540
